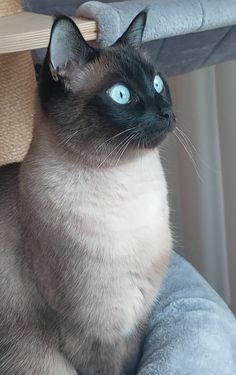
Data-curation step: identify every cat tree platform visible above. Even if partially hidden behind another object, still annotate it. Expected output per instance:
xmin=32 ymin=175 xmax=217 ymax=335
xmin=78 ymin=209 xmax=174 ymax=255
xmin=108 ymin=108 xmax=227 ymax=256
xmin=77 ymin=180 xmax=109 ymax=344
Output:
xmin=0 ymin=12 xmax=96 ymax=54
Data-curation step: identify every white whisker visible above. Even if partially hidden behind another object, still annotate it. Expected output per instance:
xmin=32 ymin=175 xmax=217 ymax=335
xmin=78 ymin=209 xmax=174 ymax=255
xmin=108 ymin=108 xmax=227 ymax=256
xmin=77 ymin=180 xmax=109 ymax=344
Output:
xmin=173 ymin=130 xmax=204 ymax=183
xmin=176 ymin=126 xmax=218 ymax=173
xmin=176 ymin=126 xmax=198 ymax=154
xmin=114 ymin=134 xmax=136 ymax=167
xmin=97 ymin=134 xmax=131 ymax=168
xmin=95 ymin=127 xmax=135 ymax=153
xmin=60 ymin=129 xmax=80 ymax=146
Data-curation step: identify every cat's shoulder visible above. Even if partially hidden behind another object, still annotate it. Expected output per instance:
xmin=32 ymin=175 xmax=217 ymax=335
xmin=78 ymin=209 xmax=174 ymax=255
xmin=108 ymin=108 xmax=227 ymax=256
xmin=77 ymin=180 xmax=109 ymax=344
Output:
xmin=0 ymin=162 xmax=21 ymax=210
xmin=0 ymin=161 xmax=20 ymax=187
xmin=0 ymin=162 xmax=21 ymax=184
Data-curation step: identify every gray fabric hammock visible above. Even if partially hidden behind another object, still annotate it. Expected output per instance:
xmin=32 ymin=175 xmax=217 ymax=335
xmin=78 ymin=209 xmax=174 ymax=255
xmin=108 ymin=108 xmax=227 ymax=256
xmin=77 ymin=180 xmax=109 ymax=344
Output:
xmin=24 ymin=0 xmax=236 ymax=76
xmin=76 ymin=0 xmax=236 ymax=76
xmin=77 ymin=0 xmax=236 ymax=45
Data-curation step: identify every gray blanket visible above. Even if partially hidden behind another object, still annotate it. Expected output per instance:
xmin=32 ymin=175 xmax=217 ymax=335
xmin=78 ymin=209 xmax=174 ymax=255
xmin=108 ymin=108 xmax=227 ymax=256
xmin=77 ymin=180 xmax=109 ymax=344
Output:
xmin=138 ymin=252 xmax=236 ymax=375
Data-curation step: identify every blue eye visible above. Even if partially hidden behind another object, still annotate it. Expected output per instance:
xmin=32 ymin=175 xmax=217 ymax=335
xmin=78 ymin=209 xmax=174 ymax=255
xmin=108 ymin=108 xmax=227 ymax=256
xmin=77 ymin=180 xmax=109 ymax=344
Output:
xmin=107 ymin=84 xmax=131 ymax=105
xmin=154 ymin=74 xmax=164 ymax=94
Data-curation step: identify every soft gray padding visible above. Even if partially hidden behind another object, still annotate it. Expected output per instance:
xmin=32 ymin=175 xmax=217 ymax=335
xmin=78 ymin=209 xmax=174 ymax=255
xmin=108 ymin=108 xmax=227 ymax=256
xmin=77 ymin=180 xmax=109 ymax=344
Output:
xmin=77 ymin=0 xmax=236 ymax=46
xmin=23 ymin=0 xmax=236 ymax=76
xmin=137 ymin=252 xmax=236 ymax=375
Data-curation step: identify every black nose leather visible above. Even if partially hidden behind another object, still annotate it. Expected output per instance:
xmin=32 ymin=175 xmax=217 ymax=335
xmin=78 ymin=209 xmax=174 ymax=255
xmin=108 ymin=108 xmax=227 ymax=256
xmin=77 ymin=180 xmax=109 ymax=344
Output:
xmin=161 ymin=109 xmax=171 ymax=120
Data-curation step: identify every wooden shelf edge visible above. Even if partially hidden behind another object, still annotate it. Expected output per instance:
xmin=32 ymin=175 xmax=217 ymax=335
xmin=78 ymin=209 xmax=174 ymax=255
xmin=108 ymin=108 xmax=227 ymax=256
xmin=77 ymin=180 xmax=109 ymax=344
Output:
xmin=0 ymin=12 xmax=97 ymax=54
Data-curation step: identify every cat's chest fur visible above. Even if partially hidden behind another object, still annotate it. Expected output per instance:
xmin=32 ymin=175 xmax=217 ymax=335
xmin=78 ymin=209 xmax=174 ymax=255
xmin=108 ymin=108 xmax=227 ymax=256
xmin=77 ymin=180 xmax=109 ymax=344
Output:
xmin=21 ymin=148 xmax=171 ymax=340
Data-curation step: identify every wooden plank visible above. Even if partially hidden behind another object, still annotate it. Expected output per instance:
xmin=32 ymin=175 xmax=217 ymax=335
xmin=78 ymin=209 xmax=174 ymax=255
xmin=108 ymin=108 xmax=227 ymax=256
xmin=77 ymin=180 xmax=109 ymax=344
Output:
xmin=0 ymin=12 xmax=97 ymax=54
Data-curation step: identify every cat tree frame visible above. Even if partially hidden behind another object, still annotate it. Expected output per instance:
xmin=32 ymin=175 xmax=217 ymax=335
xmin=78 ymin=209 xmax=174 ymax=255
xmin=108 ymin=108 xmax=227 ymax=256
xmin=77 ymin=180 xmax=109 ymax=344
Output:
xmin=0 ymin=0 xmax=96 ymax=165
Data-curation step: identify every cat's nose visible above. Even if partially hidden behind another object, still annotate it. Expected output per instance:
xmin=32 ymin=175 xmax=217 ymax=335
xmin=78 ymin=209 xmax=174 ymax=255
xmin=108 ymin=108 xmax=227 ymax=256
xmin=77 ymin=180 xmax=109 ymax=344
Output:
xmin=161 ymin=109 xmax=171 ymax=120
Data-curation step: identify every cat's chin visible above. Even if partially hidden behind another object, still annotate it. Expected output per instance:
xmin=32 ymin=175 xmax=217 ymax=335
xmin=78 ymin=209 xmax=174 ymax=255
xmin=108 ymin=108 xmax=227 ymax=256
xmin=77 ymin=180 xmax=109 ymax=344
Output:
xmin=133 ymin=115 xmax=176 ymax=149
xmin=132 ymin=132 xmax=168 ymax=150
xmin=142 ymin=133 xmax=167 ymax=149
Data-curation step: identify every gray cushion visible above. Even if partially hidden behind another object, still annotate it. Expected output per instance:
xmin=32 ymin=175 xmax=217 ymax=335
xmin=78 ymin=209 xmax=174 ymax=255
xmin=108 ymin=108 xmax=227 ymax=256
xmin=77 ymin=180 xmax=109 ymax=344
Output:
xmin=137 ymin=252 xmax=236 ymax=375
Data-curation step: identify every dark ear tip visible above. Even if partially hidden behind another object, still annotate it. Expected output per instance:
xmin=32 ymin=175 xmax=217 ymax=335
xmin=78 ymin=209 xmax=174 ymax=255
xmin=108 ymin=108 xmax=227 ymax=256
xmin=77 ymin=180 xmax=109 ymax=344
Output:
xmin=113 ymin=7 xmax=148 ymax=48
xmin=141 ymin=6 xmax=149 ymax=15
xmin=133 ymin=7 xmax=148 ymax=28
xmin=137 ymin=7 xmax=149 ymax=19
xmin=51 ymin=15 xmax=78 ymax=30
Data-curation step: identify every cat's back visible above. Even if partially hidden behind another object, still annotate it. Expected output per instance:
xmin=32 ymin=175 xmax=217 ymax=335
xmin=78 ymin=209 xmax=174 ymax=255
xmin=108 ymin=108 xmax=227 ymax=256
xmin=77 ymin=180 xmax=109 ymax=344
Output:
xmin=0 ymin=161 xmax=22 ymax=252
xmin=0 ymin=162 xmax=23 ymax=264
xmin=0 ymin=163 xmax=24 ymax=310
xmin=0 ymin=162 xmax=21 ymax=228
xmin=0 ymin=162 xmax=40 ymax=317
xmin=0 ymin=162 xmax=20 ymax=195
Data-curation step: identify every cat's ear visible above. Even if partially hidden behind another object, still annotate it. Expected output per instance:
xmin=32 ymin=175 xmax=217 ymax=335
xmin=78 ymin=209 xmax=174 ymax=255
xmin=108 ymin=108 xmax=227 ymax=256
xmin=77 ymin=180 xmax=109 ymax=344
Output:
xmin=47 ymin=16 xmax=93 ymax=82
xmin=115 ymin=10 xmax=147 ymax=49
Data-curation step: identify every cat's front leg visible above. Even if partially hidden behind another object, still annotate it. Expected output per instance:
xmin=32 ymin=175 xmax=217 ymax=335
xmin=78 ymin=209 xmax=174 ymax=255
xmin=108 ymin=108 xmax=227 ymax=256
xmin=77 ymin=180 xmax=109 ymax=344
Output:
xmin=79 ymin=362 xmax=120 ymax=375
xmin=77 ymin=335 xmax=144 ymax=375
xmin=75 ymin=339 xmax=125 ymax=375
xmin=0 ymin=320 xmax=77 ymax=375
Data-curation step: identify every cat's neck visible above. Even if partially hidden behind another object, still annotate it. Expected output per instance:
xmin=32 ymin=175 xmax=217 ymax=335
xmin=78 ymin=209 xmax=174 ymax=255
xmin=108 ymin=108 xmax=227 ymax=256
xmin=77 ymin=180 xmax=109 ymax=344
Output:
xmin=19 ymin=114 xmax=170 ymax=261
xmin=22 ymin=112 xmax=164 ymax=185
xmin=20 ymin=113 xmax=167 ymax=217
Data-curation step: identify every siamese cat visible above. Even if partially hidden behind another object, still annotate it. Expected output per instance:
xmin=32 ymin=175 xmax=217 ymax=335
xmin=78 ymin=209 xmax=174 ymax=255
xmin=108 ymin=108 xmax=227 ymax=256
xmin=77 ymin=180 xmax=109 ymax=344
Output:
xmin=0 ymin=11 xmax=175 ymax=375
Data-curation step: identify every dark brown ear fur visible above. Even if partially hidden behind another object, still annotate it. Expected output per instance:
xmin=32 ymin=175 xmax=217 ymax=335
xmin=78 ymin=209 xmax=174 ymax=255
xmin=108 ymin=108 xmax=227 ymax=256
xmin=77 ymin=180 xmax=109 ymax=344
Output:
xmin=39 ymin=16 xmax=98 ymax=110
xmin=48 ymin=16 xmax=94 ymax=83
xmin=114 ymin=10 xmax=147 ymax=48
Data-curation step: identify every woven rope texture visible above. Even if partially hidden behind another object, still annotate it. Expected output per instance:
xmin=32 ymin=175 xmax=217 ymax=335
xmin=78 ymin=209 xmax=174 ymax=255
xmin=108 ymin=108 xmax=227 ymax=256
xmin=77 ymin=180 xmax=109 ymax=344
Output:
xmin=0 ymin=0 xmax=22 ymax=17
xmin=0 ymin=0 xmax=36 ymax=165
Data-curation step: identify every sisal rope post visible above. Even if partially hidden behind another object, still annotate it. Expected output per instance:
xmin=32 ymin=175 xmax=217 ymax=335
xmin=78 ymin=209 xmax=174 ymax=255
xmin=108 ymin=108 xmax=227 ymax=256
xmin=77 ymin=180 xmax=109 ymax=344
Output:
xmin=0 ymin=0 xmax=21 ymax=17
xmin=0 ymin=0 xmax=36 ymax=165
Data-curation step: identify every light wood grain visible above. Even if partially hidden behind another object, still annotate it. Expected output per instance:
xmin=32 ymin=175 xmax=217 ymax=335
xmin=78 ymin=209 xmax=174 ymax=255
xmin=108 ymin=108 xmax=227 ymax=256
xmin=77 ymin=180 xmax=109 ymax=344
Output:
xmin=0 ymin=12 xmax=97 ymax=54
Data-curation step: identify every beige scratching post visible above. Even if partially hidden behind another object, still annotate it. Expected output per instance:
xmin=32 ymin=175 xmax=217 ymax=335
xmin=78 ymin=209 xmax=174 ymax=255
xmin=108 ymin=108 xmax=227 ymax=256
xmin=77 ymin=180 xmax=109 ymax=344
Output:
xmin=0 ymin=3 xmax=96 ymax=165
xmin=0 ymin=0 xmax=36 ymax=166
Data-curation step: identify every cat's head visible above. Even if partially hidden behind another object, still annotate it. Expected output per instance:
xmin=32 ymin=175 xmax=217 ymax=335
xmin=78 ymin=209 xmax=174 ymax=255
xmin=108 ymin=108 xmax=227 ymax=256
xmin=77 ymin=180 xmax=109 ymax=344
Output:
xmin=39 ymin=11 xmax=175 ymax=165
